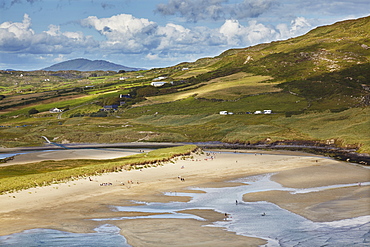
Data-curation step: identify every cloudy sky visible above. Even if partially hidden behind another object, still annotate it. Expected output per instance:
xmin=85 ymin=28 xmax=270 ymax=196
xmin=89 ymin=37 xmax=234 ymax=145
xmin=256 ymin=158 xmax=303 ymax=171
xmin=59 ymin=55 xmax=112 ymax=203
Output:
xmin=0 ymin=0 xmax=369 ymax=70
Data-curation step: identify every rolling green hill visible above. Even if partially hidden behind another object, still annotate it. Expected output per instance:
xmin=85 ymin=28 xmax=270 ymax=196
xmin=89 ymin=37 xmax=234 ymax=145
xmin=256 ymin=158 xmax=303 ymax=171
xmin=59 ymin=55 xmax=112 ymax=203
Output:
xmin=0 ymin=16 xmax=369 ymax=153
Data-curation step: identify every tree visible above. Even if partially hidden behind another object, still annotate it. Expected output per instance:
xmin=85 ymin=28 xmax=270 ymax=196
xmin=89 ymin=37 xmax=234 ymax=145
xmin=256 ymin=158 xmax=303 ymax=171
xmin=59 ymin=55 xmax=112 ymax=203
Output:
xmin=136 ymin=86 xmax=159 ymax=97
xmin=28 ymin=108 xmax=39 ymax=115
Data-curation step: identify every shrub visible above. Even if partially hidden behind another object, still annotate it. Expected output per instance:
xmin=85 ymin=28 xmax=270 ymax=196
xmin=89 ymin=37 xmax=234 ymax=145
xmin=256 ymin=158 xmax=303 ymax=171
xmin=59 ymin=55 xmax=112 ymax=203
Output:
xmin=28 ymin=108 xmax=39 ymax=115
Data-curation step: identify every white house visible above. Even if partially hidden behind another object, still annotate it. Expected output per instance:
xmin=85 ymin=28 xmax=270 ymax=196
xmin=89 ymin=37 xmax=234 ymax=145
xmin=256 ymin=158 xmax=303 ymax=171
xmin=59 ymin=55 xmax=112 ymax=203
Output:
xmin=263 ymin=110 xmax=272 ymax=114
xmin=151 ymin=81 xmax=167 ymax=87
xmin=50 ymin=108 xmax=63 ymax=113
xmin=153 ymin=76 xmax=167 ymax=81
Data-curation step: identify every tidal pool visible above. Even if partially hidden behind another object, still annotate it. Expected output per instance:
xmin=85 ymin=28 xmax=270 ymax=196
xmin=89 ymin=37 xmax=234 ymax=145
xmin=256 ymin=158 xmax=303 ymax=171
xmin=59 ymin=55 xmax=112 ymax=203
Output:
xmin=1 ymin=174 xmax=369 ymax=246
xmin=103 ymin=174 xmax=370 ymax=246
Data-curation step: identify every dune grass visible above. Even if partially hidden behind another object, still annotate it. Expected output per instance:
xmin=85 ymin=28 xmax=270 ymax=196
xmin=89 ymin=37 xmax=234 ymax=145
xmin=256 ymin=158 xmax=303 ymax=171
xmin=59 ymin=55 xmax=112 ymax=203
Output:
xmin=0 ymin=145 xmax=197 ymax=194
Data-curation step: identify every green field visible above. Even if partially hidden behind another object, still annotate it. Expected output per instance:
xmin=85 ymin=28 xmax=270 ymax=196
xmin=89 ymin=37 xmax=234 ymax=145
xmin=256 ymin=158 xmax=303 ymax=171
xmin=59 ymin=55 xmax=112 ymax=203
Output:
xmin=0 ymin=16 xmax=369 ymax=153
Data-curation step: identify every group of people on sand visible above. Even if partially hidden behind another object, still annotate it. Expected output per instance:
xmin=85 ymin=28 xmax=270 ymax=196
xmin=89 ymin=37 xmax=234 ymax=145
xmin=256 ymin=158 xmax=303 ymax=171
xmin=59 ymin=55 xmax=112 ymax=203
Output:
xmin=95 ymin=179 xmax=141 ymax=187
xmin=178 ymin=176 xmax=185 ymax=182
xmin=204 ymin=152 xmax=220 ymax=161
xmin=100 ymin=182 xmax=113 ymax=186
xmin=121 ymin=180 xmax=139 ymax=186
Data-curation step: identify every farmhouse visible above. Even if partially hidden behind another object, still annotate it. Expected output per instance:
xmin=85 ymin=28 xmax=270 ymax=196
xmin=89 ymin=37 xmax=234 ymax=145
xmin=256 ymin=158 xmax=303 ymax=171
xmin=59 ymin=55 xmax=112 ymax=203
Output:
xmin=151 ymin=81 xmax=167 ymax=87
xmin=101 ymin=105 xmax=118 ymax=111
xmin=151 ymin=81 xmax=173 ymax=87
xmin=120 ymin=94 xmax=131 ymax=98
xmin=153 ymin=76 xmax=167 ymax=81
xmin=49 ymin=108 xmax=63 ymax=113
xmin=219 ymin=111 xmax=234 ymax=115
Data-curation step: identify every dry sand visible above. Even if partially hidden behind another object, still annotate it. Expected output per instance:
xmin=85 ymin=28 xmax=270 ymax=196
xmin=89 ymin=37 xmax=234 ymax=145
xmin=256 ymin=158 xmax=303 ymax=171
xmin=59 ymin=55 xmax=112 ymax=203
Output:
xmin=0 ymin=148 xmax=369 ymax=246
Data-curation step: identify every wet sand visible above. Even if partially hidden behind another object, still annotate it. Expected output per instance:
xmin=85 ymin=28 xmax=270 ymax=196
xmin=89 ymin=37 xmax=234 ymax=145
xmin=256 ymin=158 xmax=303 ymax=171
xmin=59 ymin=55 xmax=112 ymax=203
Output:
xmin=1 ymin=148 xmax=144 ymax=166
xmin=244 ymin=163 xmax=370 ymax=222
xmin=0 ymin=148 xmax=369 ymax=246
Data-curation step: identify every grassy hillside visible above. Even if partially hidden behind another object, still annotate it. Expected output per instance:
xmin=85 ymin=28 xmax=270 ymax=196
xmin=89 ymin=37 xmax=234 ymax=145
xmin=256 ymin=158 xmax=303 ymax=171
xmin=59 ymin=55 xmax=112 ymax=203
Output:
xmin=0 ymin=16 xmax=369 ymax=153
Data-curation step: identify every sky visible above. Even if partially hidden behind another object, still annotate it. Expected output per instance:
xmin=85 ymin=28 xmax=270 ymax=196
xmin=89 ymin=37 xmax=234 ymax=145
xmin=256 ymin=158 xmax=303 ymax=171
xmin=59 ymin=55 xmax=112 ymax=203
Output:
xmin=0 ymin=0 xmax=369 ymax=71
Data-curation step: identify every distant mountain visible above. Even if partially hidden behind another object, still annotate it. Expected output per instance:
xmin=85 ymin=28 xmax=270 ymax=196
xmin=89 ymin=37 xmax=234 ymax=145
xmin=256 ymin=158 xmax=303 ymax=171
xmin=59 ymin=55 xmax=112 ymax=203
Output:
xmin=42 ymin=58 xmax=143 ymax=72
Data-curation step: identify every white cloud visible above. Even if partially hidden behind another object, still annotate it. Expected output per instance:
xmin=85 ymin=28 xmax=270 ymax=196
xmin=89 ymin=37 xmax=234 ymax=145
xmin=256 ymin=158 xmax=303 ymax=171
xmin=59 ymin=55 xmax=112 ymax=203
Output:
xmin=275 ymin=17 xmax=311 ymax=39
xmin=290 ymin=17 xmax=311 ymax=33
xmin=0 ymin=14 xmax=97 ymax=54
xmin=0 ymin=14 xmax=34 ymax=51
xmin=218 ymin=17 xmax=310 ymax=47
xmin=53 ymin=54 xmax=66 ymax=62
xmin=0 ymin=13 xmax=33 ymax=37
xmin=146 ymin=53 xmax=159 ymax=60
xmin=0 ymin=12 xmax=315 ymax=69
xmin=81 ymin=14 xmax=159 ymax=52
xmin=156 ymin=0 xmax=276 ymax=22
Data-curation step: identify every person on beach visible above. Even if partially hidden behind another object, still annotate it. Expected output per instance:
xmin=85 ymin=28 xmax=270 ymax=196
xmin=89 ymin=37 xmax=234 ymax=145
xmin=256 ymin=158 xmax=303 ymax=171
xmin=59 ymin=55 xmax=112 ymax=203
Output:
xmin=224 ymin=213 xmax=231 ymax=220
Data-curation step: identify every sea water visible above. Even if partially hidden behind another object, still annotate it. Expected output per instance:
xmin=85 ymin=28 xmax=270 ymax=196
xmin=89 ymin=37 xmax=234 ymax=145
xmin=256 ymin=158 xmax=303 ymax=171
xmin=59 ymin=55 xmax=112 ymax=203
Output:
xmin=106 ymin=174 xmax=370 ymax=246
xmin=0 ymin=224 xmax=130 ymax=247
xmin=1 ymin=173 xmax=369 ymax=246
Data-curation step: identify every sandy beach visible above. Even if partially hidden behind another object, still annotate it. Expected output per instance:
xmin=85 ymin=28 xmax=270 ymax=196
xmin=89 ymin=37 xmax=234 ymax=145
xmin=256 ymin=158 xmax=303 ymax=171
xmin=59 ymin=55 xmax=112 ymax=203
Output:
xmin=0 ymin=148 xmax=147 ymax=166
xmin=0 ymin=148 xmax=369 ymax=246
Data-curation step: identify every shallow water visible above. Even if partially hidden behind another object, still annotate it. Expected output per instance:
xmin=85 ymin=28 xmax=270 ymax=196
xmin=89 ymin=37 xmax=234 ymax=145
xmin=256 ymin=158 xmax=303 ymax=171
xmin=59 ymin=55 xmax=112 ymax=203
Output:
xmin=105 ymin=174 xmax=370 ymax=246
xmin=0 ymin=224 xmax=130 ymax=247
xmin=0 ymin=148 xmax=147 ymax=162
xmin=1 ymin=170 xmax=369 ymax=246
xmin=0 ymin=152 xmax=27 ymax=160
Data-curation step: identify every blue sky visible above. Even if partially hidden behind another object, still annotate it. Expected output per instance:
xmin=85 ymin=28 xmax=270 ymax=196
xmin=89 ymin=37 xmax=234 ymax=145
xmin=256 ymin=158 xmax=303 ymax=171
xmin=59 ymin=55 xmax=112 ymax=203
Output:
xmin=0 ymin=0 xmax=369 ymax=70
